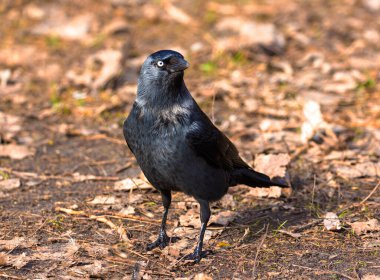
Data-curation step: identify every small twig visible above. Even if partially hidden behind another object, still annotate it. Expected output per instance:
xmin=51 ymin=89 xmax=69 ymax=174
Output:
xmin=89 ymin=215 xmax=129 ymax=242
xmin=290 ymin=144 xmax=309 ymax=161
xmin=360 ymin=180 xmax=380 ymax=205
xmin=252 ymin=224 xmax=269 ymax=278
xmin=0 ymin=274 xmax=25 ymax=280
xmin=55 ymin=207 xmax=129 ymax=242
xmin=278 ymin=229 xmax=302 ymax=238
xmin=311 ymin=174 xmax=316 ymax=206
xmin=115 ymin=162 xmax=132 ymax=174
xmin=0 ymin=167 xmax=120 ymax=182
xmin=72 ymin=160 xmax=116 ymax=173
xmin=292 ymin=219 xmax=321 ymax=233
xmin=131 ymin=261 xmax=142 ymax=280
xmin=291 ymin=264 xmax=356 ymax=280
xmin=82 ymin=134 xmax=125 ymax=145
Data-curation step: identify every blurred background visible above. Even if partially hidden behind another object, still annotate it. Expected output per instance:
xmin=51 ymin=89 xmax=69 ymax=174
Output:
xmin=0 ymin=0 xmax=379 ymax=279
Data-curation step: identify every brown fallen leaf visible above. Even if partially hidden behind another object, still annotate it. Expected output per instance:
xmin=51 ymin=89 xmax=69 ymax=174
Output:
xmin=114 ymin=178 xmax=152 ymax=191
xmin=9 ymin=253 xmax=28 ymax=269
xmin=215 ymin=17 xmax=285 ymax=52
xmin=362 ymin=274 xmax=380 ymax=280
xmin=210 ymin=210 xmax=236 ymax=226
xmin=0 ymin=111 xmax=22 ymax=141
xmin=68 ymin=260 xmax=106 ymax=276
xmin=254 ymin=153 xmax=290 ymax=178
xmin=119 ymin=205 xmax=135 ymax=215
xmin=335 ymin=162 xmax=380 ymax=179
xmin=82 ymin=243 xmax=109 ymax=258
xmin=194 ymin=273 xmax=213 ymax=280
xmin=218 ymin=193 xmax=236 ymax=208
xmin=0 ymin=178 xmax=21 ymax=191
xmin=163 ymin=1 xmax=194 ymax=25
xmin=323 ymin=212 xmax=341 ymax=231
xmin=0 ymin=144 xmax=35 ymax=159
xmin=32 ymin=13 xmax=93 ymax=40
xmin=0 ymin=252 xmax=9 ymax=266
xmin=246 ymin=186 xmax=282 ymax=198
xmin=172 ymin=227 xmax=199 ymax=240
xmin=162 ymin=238 xmax=189 ymax=258
xmin=349 ymin=219 xmax=380 ymax=235
xmin=179 ymin=208 xmax=200 ymax=228
xmin=88 ymin=195 xmax=119 ymax=205
xmin=0 ymin=236 xmax=37 ymax=250
xmin=300 ymin=100 xmax=327 ymax=143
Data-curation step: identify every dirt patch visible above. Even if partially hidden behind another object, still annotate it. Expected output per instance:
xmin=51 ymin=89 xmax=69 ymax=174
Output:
xmin=0 ymin=0 xmax=379 ymax=279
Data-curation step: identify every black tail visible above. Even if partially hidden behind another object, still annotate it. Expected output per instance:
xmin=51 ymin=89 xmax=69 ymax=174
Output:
xmin=230 ymin=168 xmax=289 ymax=188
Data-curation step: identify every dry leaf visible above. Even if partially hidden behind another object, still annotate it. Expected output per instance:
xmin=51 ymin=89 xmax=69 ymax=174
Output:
xmin=219 ymin=193 xmax=236 ymax=208
xmin=66 ymin=49 xmax=122 ymax=91
xmin=69 ymin=260 xmax=105 ymax=276
xmin=194 ymin=273 xmax=213 ymax=280
xmin=179 ymin=208 xmax=200 ymax=227
xmin=0 ymin=237 xmax=37 ymax=250
xmin=172 ymin=227 xmax=198 ymax=239
xmin=91 ymin=49 xmax=122 ymax=90
xmin=349 ymin=219 xmax=380 ymax=235
xmin=0 ymin=252 xmax=9 ymax=266
xmin=164 ymin=2 xmax=194 ymax=25
xmin=10 ymin=253 xmax=29 ymax=269
xmin=362 ymin=274 xmax=380 ymax=280
xmin=0 ymin=178 xmax=21 ymax=191
xmin=0 ymin=144 xmax=35 ymax=159
xmin=162 ymin=238 xmax=189 ymax=258
xmin=88 ymin=195 xmax=118 ymax=205
xmin=210 ymin=210 xmax=236 ymax=226
xmin=247 ymin=186 xmax=283 ymax=198
xmin=0 ymin=111 xmax=22 ymax=140
xmin=83 ymin=243 xmax=109 ymax=258
xmin=32 ymin=13 xmax=93 ymax=40
xmin=254 ymin=153 xmax=290 ymax=179
xmin=217 ymin=241 xmax=231 ymax=248
xmin=215 ymin=17 xmax=285 ymax=52
xmin=119 ymin=205 xmax=135 ymax=215
xmin=335 ymin=162 xmax=380 ymax=179
xmin=114 ymin=178 xmax=152 ymax=191
xmin=301 ymin=100 xmax=326 ymax=143
xmin=323 ymin=212 xmax=341 ymax=231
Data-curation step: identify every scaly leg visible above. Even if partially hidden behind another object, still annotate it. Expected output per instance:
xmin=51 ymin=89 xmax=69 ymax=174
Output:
xmin=147 ymin=190 xmax=171 ymax=250
xmin=184 ymin=199 xmax=212 ymax=263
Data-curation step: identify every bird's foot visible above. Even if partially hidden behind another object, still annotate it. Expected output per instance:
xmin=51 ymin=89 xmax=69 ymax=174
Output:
xmin=183 ymin=248 xmax=212 ymax=263
xmin=147 ymin=234 xmax=180 ymax=250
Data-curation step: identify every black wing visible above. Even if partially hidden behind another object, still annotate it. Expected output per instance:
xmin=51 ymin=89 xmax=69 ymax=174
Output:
xmin=186 ymin=115 xmax=249 ymax=171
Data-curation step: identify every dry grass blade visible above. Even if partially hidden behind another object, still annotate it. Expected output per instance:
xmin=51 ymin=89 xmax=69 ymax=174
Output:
xmin=55 ymin=207 xmax=129 ymax=242
xmin=360 ymin=180 xmax=380 ymax=205
xmin=89 ymin=215 xmax=129 ymax=242
xmin=291 ymin=264 xmax=356 ymax=280
xmin=252 ymin=224 xmax=269 ymax=278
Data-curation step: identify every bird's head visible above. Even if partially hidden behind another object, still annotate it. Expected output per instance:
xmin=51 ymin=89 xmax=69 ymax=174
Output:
xmin=139 ymin=50 xmax=189 ymax=85
xmin=136 ymin=50 xmax=191 ymax=109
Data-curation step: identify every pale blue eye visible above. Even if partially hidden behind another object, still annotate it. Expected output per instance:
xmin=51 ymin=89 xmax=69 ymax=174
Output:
xmin=157 ymin=61 xmax=164 ymax=67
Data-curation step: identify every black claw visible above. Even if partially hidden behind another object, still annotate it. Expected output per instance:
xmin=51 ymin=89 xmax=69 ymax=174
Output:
xmin=146 ymin=234 xmax=170 ymax=251
xmin=183 ymin=249 xmax=212 ymax=263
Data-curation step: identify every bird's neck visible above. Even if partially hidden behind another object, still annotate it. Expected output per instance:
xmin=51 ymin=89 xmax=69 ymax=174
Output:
xmin=136 ymin=77 xmax=190 ymax=111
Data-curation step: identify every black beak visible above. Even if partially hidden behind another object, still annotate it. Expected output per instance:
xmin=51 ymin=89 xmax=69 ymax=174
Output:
xmin=168 ymin=57 xmax=189 ymax=73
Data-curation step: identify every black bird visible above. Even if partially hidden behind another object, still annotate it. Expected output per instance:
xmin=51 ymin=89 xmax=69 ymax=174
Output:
xmin=123 ymin=50 xmax=288 ymax=263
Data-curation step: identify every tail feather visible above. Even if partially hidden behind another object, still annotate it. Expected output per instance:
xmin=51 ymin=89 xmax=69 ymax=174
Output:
xmin=230 ymin=168 xmax=289 ymax=188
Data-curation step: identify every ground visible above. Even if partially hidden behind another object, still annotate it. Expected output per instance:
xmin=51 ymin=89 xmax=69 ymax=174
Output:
xmin=0 ymin=0 xmax=379 ymax=279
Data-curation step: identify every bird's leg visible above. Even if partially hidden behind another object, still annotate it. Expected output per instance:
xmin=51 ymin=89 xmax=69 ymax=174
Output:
xmin=147 ymin=190 xmax=171 ymax=250
xmin=184 ymin=199 xmax=212 ymax=263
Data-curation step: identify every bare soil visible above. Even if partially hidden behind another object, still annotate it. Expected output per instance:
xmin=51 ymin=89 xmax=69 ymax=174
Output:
xmin=0 ymin=0 xmax=379 ymax=279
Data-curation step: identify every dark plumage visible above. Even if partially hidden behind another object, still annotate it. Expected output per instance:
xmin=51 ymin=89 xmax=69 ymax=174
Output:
xmin=123 ymin=50 xmax=288 ymax=263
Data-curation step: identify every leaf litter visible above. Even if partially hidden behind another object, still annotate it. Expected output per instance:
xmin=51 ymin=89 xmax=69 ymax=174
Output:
xmin=1 ymin=0 xmax=380 ymax=278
